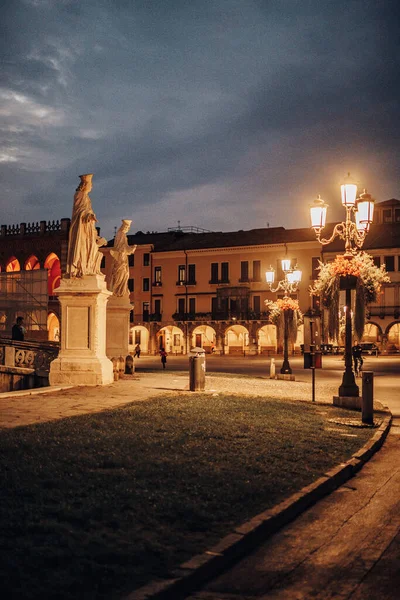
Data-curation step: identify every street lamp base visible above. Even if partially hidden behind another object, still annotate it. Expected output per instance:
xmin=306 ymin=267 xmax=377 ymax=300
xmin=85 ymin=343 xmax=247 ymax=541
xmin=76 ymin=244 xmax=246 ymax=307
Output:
xmin=338 ymin=380 xmax=359 ymax=398
xmin=277 ymin=373 xmax=295 ymax=381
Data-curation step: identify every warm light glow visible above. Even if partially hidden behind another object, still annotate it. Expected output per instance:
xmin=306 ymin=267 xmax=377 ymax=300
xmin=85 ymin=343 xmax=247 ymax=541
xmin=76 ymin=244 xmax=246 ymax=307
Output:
xmin=310 ymin=195 xmax=328 ymax=230
xmin=356 ymin=190 xmax=375 ymax=227
xmin=340 ymin=172 xmax=357 ymax=207
xmin=281 ymin=259 xmax=291 ymax=272
xmin=355 ymin=210 xmax=369 ymax=233
xmin=265 ymin=267 xmax=275 ymax=284
xmin=286 ymin=270 xmax=302 ymax=284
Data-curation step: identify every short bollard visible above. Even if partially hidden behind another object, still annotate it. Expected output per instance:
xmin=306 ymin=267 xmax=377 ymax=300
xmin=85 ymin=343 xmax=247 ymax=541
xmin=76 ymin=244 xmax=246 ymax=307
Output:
xmin=362 ymin=371 xmax=374 ymax=425
xmin=270 ymin=357 xmax=276 ymax=379
xmin=189 ymin=347 xmax=206 ymax=391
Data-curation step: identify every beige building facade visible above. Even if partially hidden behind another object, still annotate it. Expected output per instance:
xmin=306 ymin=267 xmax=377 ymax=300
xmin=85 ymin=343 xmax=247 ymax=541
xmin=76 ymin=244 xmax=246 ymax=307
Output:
xmin=102 ymin=199 xmax=400 ymax=356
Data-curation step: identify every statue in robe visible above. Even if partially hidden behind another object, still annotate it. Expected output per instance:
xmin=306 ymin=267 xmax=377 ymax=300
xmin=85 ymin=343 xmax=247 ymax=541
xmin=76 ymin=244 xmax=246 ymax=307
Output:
xmin=109 ymin=220 xmax=137 ymax=297
xmin=66 ymin=174 xmax=107 ymax=277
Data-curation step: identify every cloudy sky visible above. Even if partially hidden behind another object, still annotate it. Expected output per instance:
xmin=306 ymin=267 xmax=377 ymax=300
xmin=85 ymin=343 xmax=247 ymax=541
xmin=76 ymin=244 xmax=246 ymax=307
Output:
xmin=2 ymin=0 xmax=399 ymax=239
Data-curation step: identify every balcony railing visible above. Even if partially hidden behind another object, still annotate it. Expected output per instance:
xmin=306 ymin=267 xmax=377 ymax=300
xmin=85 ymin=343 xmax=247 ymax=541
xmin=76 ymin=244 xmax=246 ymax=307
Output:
xmin=172 ymin=311 xmax=270 ymax=322
xmin=367 ymin=306 xmax=400 ymax=318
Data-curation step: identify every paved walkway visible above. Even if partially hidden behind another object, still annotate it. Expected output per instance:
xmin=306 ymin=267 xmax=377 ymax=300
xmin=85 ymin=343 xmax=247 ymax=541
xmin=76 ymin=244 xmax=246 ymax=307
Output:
xmin=187 ymin=419 xmax=400 ymax=599
xmin=0 ymin=371 xmax=347 ymax=429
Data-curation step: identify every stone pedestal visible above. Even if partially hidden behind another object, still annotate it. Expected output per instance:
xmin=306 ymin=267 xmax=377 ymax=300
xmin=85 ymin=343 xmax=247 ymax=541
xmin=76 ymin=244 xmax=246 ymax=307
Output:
xmin=106 ymin=294 xmax=132 ymax=360
xmin=49 ymin=275 xmax=113 ymax=386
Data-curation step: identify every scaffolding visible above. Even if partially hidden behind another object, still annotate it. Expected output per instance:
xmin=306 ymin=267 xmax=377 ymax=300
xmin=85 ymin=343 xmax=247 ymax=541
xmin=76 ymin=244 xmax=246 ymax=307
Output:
xmin=0 ymin=270 xmax=48 ymax=333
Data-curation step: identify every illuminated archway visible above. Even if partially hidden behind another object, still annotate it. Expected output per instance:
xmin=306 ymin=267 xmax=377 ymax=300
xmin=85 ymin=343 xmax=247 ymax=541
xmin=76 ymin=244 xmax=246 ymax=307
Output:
xmin=47 ymin=312 xmax=60 ymax=341
xmin=6 ymin=257 xmax=20 ymax=272
xmin=157 ymin=325 xmax=185 ymax=354
xmin=44 ymin=253 xmax=61 ymax=295
xmin=224 ymin=324 xmax=249 ymax=355
xmin=129 ymin=326 xmax=150 ymax=354
xmin=387 ymin=322 xmax=400 ymax=352
xmin=257 ymin=324 xmax=277 ymax=354
xmin=191 ymin=325 xmax=216 ymax=352
xmin=25 ymin=255 xmax=40 ymax=270
xmin=362 ymin=322 xmax=381 ymax=343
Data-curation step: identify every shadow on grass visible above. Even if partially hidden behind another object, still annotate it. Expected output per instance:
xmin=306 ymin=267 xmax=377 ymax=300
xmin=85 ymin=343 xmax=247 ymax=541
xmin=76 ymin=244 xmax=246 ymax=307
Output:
xmin=0 ymin=393 xmax=373 ymax=599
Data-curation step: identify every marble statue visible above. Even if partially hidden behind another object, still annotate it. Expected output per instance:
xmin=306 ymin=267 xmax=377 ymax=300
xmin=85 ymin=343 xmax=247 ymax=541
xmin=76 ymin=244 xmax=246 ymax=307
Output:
xmin=66 ymin=174 xmax=107 ymax=277
xmin=109 ymin=219 xmax=137 ymax=296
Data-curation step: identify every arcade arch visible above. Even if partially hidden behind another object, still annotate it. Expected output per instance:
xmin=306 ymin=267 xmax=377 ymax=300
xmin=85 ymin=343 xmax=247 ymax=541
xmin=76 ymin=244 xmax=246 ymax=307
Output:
xmin=44 ymin=253 xmax=61 ymax=295
xmin=387 ymin=322 xmax=400 ymax=350
xmin=362 ymin=322 xmax=381 ymax=343
xmin=25 ymin=255 xmax=40 ymax=270
xmin=6 ymin=257 xmax=20 ymax=272
xmin=191 ymin=325 xmax=216 ymax=352
xmin=224 ymin=324 xmax=249 ymax=355
xmin=257 ymin=324 xmax=277 ymax=354
xmin=129 ymin=326 xmax=150 ymax=354
xmin=157 ymin=325 xmax=185 ymax=354
xmin=47 ymin=312 xmax=60 ymax=341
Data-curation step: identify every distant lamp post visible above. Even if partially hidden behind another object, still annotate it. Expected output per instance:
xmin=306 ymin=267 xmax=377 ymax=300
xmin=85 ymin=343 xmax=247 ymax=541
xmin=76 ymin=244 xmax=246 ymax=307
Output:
xmin=266 ymin=260 xmax=302 ymax=375
xmin=310 ymin=173 xmax=375 ymax=397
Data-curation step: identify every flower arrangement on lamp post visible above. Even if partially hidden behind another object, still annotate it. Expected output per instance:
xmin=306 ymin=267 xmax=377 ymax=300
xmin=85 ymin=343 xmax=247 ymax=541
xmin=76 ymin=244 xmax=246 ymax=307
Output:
xmin=265 ymin=262 xmax=302 ymax=375
xmin=311 ymin=253 xmax=390 ymax=343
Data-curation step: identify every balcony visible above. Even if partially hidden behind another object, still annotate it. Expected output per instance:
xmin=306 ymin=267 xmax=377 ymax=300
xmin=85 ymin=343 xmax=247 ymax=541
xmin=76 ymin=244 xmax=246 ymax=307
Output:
xmin=367 ymin=306 xmax=400 ymax=319
xmin=171 ymin=311 xmax=270 ymax=322
xmin=152 ymin=281 xmax=162 ymax=287
xmin=149 ymin=313 xmax=162 ymax=322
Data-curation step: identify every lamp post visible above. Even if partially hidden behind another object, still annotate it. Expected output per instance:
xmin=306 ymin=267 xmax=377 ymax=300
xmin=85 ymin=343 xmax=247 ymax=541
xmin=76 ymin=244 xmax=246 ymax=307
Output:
xmin=266 ymin=261 xmax=302 ymax=375
xmin=310 ymin=173 xmax=375 ymax=397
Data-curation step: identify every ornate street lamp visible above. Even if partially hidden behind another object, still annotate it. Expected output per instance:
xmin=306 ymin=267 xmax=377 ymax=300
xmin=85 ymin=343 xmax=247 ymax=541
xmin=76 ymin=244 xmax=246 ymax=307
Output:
xmin=310 ymin=174 xmax=375 ymax=397
xmin=265 ymin=260 xmax=302 ymax=375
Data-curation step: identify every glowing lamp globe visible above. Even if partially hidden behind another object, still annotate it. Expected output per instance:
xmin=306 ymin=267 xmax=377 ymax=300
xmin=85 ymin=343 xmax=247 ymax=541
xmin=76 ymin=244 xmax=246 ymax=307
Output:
xmin=340 ymin=172 xmax=358 ymax=207
xmin=265 ymin=267 xmax=275 ymax=284
xmin=310 ymin=195 xmax=328 ymax=230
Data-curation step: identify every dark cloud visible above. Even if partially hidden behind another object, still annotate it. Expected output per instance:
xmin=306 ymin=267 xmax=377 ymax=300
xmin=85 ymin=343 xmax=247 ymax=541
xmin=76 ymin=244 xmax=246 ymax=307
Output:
xmin=1 ymin=0 xmax=399 ymax=238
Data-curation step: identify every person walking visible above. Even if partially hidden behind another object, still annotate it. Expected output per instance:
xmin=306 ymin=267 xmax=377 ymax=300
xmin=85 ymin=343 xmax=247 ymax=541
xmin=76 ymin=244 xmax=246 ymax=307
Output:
xmin=352 ymin=341 xmax=363 ymax=376
xmin=134 ymin=344 xmax=141 ymax=358
xmin=160 ymin=347 xmax=167 ymax=369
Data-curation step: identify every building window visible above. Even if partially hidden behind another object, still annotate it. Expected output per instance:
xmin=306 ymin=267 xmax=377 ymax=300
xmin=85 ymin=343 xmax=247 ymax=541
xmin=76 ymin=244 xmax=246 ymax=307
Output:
xmin=395 ymin=208 xmax=400 ymax=223
xmin=143 ymin=278 xmax=150 ymax=291
xmin=211 ymin=297 xmax=218 ymax=315
xmin=189 ymin=297 xmax=196 ymax=315
xmin=135 ymin=331 xmax=141 ymax=344
xmin=253 ymin=295 xmax=261 ymax=313
xmin=177 ymin=264 xmax=186 ymax=285
xmin=143 ymin=253 xmax=150 ymax=266
xmin=130 ymin=310 xmax=134 ymax=323
xmin=384 ymin=256 xmax=395 ymax=272
xmin=252 ymin=260 xmax=261 ymax=282
xmin=188 ymin=263 xmax=196 ymax=284
xmin=154 ymin=266 xmax=162 ymax=285
xmin=210 ymin=263 xmax=218 ymax=283
xmin=311 ymin=257 xmax=320 ymax=280
xmin=373 ymin=256 xmax=381 ymax=268
xmin=221 ymin=262 xmax=229 ymax=283
xmin=128 ymin=278 xmax=134 ymax=292
xmin=178 ymin=298 xmax=185 ymax=314
xmin=154 ymin=299 xmax=161 ymax=317
xmin=143 ymin=302 xmax=149 ymax=321
xmin=383 ymin=209 xmax=392 ymax=223
xmin=240 ymin=261 xmax=249 ymax=282
xmin=128 ymin=254 xmax=135 ymax=267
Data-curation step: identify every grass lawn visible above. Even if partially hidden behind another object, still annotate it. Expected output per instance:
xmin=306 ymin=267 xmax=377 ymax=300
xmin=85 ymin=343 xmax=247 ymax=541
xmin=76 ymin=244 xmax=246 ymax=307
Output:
xmin=0 ymin=393 xmax=374 ymax=599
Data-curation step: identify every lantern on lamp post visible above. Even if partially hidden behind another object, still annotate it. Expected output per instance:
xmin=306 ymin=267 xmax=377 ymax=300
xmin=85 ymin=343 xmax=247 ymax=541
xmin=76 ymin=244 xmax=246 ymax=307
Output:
xmin=265 ymin=260 xmax=302 ymax=375
xmin=309 ymin=174 xmax=375 ymax=398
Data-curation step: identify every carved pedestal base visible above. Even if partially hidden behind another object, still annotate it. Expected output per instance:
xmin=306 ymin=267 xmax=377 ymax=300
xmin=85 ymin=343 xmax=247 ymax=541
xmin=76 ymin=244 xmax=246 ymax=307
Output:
xmin=49 ymin=275 xmax=113 ymax=386
xmin=106 ymin=294 xmax=132 ymax=361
